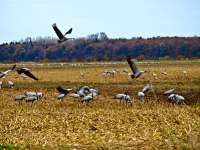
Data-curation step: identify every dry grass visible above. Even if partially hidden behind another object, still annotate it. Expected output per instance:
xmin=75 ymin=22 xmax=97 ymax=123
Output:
xmin=0 ymin=62 xmax=200 ymax=150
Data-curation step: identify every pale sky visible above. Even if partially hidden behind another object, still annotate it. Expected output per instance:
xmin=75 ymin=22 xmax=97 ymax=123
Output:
xmin=0 ymin=0 xmax=200 ymax=44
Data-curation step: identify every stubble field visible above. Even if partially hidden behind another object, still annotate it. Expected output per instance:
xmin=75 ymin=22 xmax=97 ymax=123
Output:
xmin=0 ymin=61 xmax=200 ymax=150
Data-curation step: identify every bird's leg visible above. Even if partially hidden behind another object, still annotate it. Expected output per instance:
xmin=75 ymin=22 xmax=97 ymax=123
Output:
xmin=142 ymin=97 xmax=145 ymax=103
xmin=176 ymin=100 xmax=180 ymax=105
xmin=182 ymin=102 xmax=186 ymax=105
xmin=125 ymin=100 xmax=128 ymax=106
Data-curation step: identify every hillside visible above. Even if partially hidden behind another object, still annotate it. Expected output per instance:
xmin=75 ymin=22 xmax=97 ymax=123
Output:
xmin=1 ymin=34 xmax=200 ymax=62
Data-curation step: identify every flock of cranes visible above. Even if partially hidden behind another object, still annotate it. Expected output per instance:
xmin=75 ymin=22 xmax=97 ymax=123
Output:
xmin=0 ymin=54 xmax=188 ymax=106
xmin=14 ymin=91 xmax=43 ymax=106
xmin=51 ymin=85 xmax=100 ymax=105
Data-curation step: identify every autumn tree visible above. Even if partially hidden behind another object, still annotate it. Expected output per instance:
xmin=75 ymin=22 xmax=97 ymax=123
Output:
xmin=137 ymin=54 xmax=146 ymax=61
xmin=176 ymin=55 xmax=183 ymax=60
xmin=164 ymin=56 xmax=170 ymax=60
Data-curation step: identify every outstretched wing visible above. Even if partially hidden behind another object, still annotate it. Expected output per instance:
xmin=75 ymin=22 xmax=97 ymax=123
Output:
xmin=126 ymin=56 xmax=139 ymax=74
xmin=10 ymin=64 xmax=16 ymax=71
xmin=24 ymin=70 xmax=38 ymax=80
xmin=64 ymin=28 xmax=73 ymax=36
xmin=57 ymin=86 xmax=68 ymax=94
xmin=52 ymin=23 xmax=64 ymax=40
xmin=164 ymin=88 xmax=175 ymax=95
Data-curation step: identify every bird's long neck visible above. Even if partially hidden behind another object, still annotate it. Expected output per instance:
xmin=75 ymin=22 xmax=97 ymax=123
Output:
xmin=148 ymin=80 xmax=150 ymax=84
xmin=91 ymin=92 xmax=94 ymax=98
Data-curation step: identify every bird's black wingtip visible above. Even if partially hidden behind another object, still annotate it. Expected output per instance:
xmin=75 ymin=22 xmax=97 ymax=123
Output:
xmin=11 ymin=64 xmax=17 ymax=70
xmin=56 ymin=86 xmax=62 ymax=90
xmin=52 ymin=23 xmax=56 ymax=27
xmin=126 ymin=55 xmax=131 ymax=60
xmin=65 ymin=28 xmax=73 ymax=35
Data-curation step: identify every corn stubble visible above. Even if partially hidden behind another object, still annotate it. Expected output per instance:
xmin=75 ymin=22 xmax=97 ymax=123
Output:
xmin=0 ymin=62 xmax=199 ymax=149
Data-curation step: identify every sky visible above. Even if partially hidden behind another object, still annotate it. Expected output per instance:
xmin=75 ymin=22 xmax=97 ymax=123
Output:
xmin=0 ymin=0 xmax=200 ymax=44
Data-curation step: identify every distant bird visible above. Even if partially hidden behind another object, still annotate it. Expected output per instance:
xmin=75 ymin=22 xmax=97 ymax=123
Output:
xmin=76 ymin=86 xmax=90 ymax=95
xmin=88 ymin=91 xmax=100 ymax=97
xmin=162 ymin=72 xmax=168 ymax=78
xmin=114 ymin=94 xmax=132 ymax=105
xmin=103 ymin=72 xmax=107 ymax=77
xmin=8 ymin=81 xmax=14 ymax=88
xmin=81 ymin=73 xmax=84 ymax=77
xmin=21 ymin=75 xmax=27 ymax=80
xmin=89 ymin=88 xmax=99 ymax=93
xmin=103 ymin=70 xmax=111 ymax=77
xmin=109 ymin=70 xmax=116 ymax=77
xmin=57 ymin=86 xmax=72 ymax=102
xmin=24 ymin=91 xmax=37 ymax=97
xmin=57 ymin=86 xmax=71 ymax=95
xmin=52 ymin=23 xmax=74 ymax=43
xmin=138 ymin=92 xmax=145 ymax=102
xmin=123 ymin=69 xmax=129 ymax=74
xmin=26 ymin=96 xmax=38 ymax=105
xmin=15 ymin=95 xmax=26 ymax=104
xmin=168 ymin=94 xmax=175 ymax=102
xmin=152 ymin=73 xmax=157 ymax=79
xmin=69 ymin=93 xmax=81 ymax=101
xmin=103 ymin=70 xmax=109 ymax=74
xmin=76 ymin=90 xmax=85 ymax=98
xmin=16 ymin=68 xmax=38 ymax=80
xmin=58 ymin=93 xmax=66 ymax=102
xmin=174 ymin=94 xmax=186 ymax=105
xmin=36 ymin=92 xmax=43 ymax=99
xmin=0 ymin=64 xmax=16 ymax=78
xmin=81 ymin=93 xmax=94 ymax=104
xmin=0 ymin=81 xmax=2 ymax=89
xmin=64 ymin=87 xmax=76 ymax=93
xmin=164 ymin=87 xmax=176 ymax=95
xmin=126 ymin=56 xmax=150 ymax=79
xmin=142 ymin=79 xmax=151 ymax=94
xmin=182 ymin=71 xmax=187 ymax=77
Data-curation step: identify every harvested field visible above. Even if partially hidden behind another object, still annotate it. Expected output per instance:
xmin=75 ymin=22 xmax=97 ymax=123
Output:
xmin=0 ymin=61 xmax=200 ymax=149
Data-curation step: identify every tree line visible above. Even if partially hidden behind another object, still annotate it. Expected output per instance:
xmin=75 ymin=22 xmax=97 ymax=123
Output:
xmin=0 ymin=33 xmax=200 ymax=62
